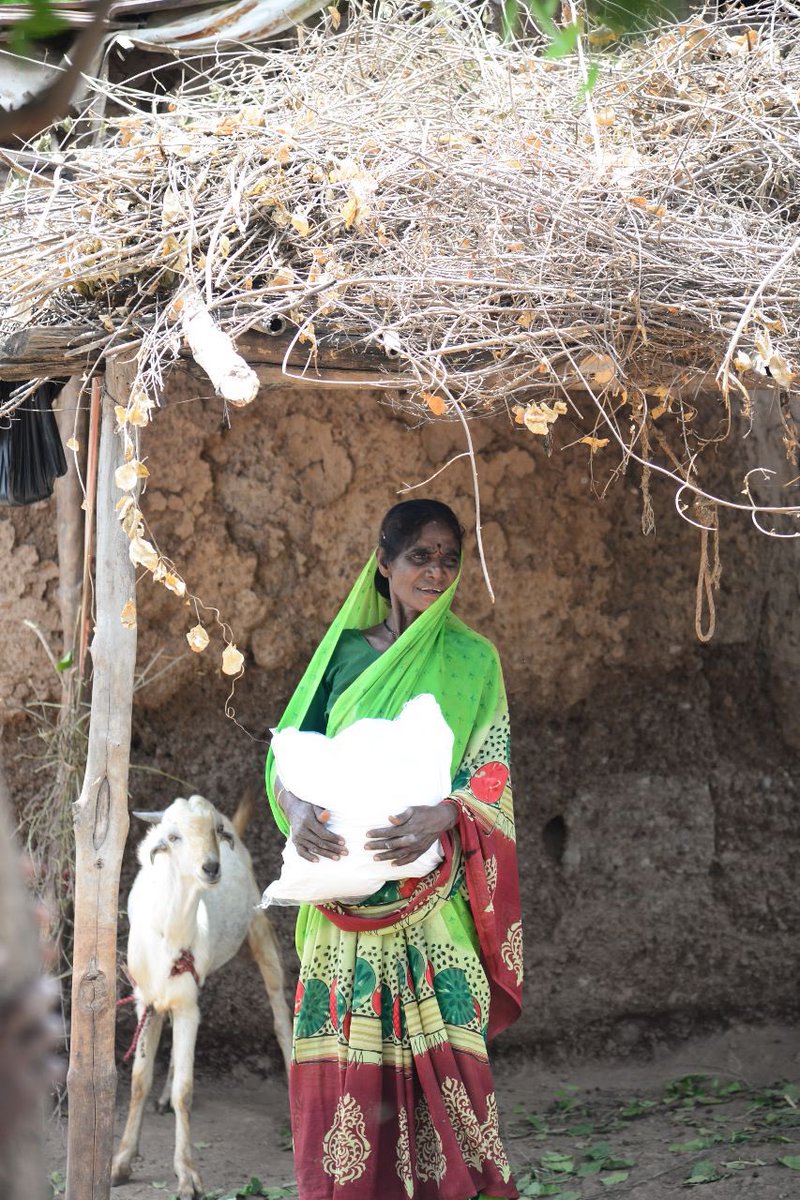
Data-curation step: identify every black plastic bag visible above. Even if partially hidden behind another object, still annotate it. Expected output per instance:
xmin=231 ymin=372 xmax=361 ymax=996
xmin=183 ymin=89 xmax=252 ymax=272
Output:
xmin=0 ymin=380 xmax=68 ymax=506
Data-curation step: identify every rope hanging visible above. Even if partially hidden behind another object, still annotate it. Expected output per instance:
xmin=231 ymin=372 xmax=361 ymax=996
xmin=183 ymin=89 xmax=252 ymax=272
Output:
xmin=694 ymin=501 xmax=722 ymax=643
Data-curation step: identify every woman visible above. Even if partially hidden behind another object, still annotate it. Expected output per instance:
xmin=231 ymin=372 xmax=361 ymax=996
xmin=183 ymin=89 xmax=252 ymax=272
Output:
xmin=267 ymin=500 xmax=522 ymax=1200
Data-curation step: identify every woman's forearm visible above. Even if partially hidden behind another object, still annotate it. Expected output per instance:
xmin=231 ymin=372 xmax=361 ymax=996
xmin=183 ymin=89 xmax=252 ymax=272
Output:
xmin=274 ymin=775 xmax=293 ymax=813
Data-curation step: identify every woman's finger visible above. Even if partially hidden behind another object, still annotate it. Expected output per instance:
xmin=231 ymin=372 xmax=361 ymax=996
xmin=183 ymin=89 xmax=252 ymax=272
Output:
xmin=366 ymin=823 xmax=397 ymax=840
xmin=300 ymin=817 xmax=345 ymax=847
xmin=372 ymin=844 xmax=423 ymax=862
xmin=299 ymin=832 xmax=345 ymax=858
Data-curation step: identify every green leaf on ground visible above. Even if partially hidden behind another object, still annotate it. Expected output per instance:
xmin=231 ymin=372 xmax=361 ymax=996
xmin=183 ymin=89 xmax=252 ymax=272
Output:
xmin=779 ymin=1155 xmax=800 ymax=1169
xmin=541 ymin=1151 xmax=575 ymax=1173
xmin=577 ymin=1161 xmax=604 ymax=1176
xmin=601 ymin=1173 xmax=629 ymax=1188
xmin=553 ymin=1086 xmax=580 ymax=1113
xmin=620 ymin=1098 xmax=657 ymax=1117
xmin=685 ymin=1160 xmax=722 ymax=1185
xmin=585 ymin=1142 xmax=613 ymax=1160
xmin=671 ymin=1137 xmax=718 ymax=1152
xmin=526 ymin=1113 xmax=549 ymax=1132
xmin=567 ymin=1121 xmax=595 ymax=1135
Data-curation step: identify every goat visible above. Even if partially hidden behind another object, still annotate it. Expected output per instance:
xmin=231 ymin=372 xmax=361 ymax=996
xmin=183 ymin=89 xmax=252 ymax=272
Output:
xmin=111 ymin=793 xmax=293 ymax=1200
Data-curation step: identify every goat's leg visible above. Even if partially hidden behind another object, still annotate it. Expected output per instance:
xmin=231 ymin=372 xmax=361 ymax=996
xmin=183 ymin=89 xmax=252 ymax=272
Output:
xmin=156 ymin=1043 xmax=174 ymax=1113
xmin=170 ymin=1005 xmax=203 ymax=1200
xmin=111 ymin=1008 xmax=164 ymax=1185
xmin=247 ymin=909 xmax=293 ymax=1073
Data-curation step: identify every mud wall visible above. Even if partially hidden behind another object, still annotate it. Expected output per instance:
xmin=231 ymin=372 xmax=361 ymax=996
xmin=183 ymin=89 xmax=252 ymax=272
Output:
xmin=1 ymin=377 xmax=799 ymax=1065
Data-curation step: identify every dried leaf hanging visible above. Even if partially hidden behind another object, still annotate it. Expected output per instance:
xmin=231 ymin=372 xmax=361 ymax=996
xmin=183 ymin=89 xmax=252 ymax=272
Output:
xmin=186 ymin=624 xmax=210 ymax=653
xmin=129 ymin=535 xmax=159 ymax=571
xmin=120 ymin=599 xmax=137 ymax=629
xmin=221 ymin=644 xmax=245 ymax=675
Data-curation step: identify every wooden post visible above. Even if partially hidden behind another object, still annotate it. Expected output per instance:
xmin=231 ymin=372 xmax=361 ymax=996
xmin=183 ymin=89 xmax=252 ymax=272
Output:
xmin=66 ymin=362 xmax=137 ymax=1200
xmin=55 ymin=376 xmax=87 ymax=662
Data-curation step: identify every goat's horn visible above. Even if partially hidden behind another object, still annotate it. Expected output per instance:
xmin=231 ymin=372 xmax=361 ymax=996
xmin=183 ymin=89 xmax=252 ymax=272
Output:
xmin=132 ymin=809 xmax=166 ymax=824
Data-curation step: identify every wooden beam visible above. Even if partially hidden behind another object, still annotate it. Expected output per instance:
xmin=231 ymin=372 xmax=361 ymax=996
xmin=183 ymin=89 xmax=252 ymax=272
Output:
xmin=0 ymin=322 xmax=403 ymax=381
xmin=66 ymin=361 xmax=137 ymax=1200
xmin=0 ymin=325 xmax=97 ymax=379
xmin=0 ymin=320 xmax=780 ymax=404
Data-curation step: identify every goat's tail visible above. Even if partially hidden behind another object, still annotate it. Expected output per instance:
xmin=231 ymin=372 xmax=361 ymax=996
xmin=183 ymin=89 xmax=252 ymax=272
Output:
xmin=232 ymin=787 xmax=259 ymax=839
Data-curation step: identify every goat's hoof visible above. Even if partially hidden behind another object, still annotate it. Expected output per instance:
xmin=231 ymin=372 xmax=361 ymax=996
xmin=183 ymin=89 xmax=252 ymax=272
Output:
xmin=110 ymin=1157 xmax=132 ymax=1186
xmin=176 ymin=1169 xmax=203 ymax=1200
xmin=155 ymin=1097 xmax=172 ymax=1114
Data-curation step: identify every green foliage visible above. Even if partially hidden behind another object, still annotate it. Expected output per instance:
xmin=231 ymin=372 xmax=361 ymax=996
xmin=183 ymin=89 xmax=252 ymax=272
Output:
xmin=500 ymin=0 xmax=687 ymax=57
xmin=685 ymin=1159 xmax=722 ymax=1185
xmin=4 ymin=0 xmax=68 ymax=54
xmin=514 ymin=1073 xmax=800 ymax=1200
xmin=665 ymin=1075 xmax=742 ymax=1108
xmin=202 ymin=1181 xmax=297 ymax=1200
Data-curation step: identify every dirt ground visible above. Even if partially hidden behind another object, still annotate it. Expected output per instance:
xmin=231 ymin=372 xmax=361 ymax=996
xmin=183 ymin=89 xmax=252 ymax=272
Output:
xmin=46 ymin=1023 xmax=800 ymax=1200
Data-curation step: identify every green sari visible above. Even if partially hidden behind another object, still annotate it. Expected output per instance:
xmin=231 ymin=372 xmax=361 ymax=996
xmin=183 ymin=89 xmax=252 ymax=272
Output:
xmin=266 ymin=557 xmax=522 ymax=1200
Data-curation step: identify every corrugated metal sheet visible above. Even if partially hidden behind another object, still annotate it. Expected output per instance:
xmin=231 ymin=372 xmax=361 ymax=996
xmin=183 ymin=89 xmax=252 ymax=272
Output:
xmin=0 ymin=0 xmax=326 ymax=127
xmin=110 ymin=0 xmax=328 ymax=50
xmin=0 ymin=0 xmax=325 ymax=36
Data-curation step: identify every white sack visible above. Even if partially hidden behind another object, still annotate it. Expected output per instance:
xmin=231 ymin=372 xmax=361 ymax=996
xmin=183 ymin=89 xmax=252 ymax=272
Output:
xmin=261 ymin=693 xmax=454 ymax=906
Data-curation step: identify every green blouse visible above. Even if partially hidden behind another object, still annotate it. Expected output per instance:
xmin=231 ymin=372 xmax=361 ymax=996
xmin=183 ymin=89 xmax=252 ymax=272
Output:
xmin=300 ymin=628 xmax=381 ymax=734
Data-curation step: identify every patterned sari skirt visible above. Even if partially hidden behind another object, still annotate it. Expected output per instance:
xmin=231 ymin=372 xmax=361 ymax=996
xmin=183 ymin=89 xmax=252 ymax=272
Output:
xmin=289 ymin=880 xmax=517 ymax=1200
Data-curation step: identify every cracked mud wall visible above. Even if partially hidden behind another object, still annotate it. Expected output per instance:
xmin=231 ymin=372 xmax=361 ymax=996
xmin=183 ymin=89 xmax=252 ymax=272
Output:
xmin=1 ymin=378 xmax=798 ymax=1065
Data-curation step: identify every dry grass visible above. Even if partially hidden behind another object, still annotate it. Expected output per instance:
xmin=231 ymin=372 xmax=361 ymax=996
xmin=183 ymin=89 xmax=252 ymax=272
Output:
xmin=0 ymin=0 xmax=799 ymax=516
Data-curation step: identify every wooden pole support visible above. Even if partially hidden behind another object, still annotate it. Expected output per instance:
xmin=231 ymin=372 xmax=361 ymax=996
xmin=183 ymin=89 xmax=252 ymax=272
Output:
xmin=65 ymin=362 xmax=138 ymax=1200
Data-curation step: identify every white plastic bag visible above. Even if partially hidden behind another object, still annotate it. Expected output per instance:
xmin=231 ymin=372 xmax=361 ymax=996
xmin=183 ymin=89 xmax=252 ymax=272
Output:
xmin=261 ymin=693 xmax=454 ymax=906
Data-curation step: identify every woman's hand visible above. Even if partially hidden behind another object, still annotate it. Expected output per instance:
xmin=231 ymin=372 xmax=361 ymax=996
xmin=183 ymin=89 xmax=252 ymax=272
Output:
xmin=366 ymin=803 xmax=458 ymax=867
xmin=279 ymin=789 xmax=346 ymax=863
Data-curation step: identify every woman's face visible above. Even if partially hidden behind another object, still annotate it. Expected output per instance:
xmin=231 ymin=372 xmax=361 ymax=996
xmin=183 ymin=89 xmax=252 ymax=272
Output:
xmin=378 ymin=520 xmax=461 ymax=618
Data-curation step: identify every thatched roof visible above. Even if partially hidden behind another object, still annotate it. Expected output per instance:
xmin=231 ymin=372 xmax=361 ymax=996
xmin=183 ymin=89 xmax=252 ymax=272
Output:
xmin=1 ymin=1 xmax=799 ymax=496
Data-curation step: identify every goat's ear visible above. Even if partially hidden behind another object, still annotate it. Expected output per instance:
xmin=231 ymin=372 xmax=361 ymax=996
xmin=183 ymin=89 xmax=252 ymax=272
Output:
xmin=149 ymin=839 xmax=168 ymax=864
xmin=133 ymin=810 xmax=165 ymax=824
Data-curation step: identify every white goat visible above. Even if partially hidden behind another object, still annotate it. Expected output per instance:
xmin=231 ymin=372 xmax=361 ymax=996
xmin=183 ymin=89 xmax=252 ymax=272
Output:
xmin=111 ymin=793 xmax=293 ymax=1200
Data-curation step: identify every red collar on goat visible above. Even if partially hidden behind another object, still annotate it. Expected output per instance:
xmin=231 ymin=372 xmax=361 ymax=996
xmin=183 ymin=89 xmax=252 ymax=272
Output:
xmin=170 ymin=948 xmax=200 ymax=986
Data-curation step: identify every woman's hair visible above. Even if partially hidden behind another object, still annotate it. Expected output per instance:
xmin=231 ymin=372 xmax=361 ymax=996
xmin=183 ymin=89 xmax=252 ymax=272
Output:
xmin=374 ymin=500 xmax=463 ymax=600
